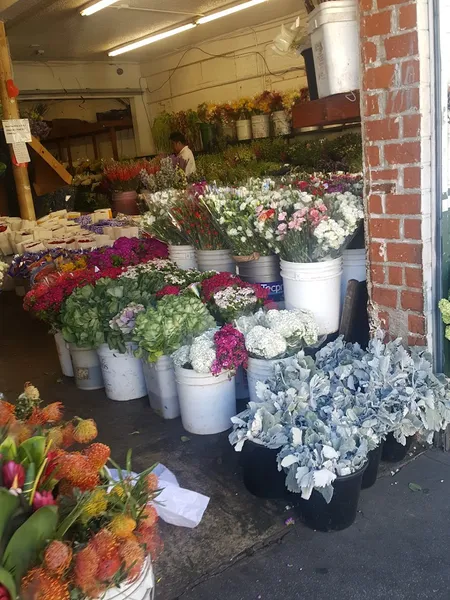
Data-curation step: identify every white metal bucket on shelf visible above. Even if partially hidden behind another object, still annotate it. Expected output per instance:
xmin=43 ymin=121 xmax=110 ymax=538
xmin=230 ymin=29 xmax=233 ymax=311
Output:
xmin=102 ymin=557 xmax=155 ymax=600
xmin=246 ymin=356 xmax=291 ymax=403
xmin=236 ymin=255 xmax=284 ymax=304
xmin=236 ymin=119 xmax=252 ymax=141
xmin=68 ymin=344 xmax=104 ymax=391
xmin=54 ymin=331 xmax=74 ymax=377
xmin=97 ymin=343 xmax=146 ymax=401
xmin=280 ymin=257 xmax=343 ymax=335
xmin=341 ymin=249 xmax=366 ymax=305
xmin=272 ymin=110 xmax=291 ymax=136
xmin=169 ymin=245 xmax=197 ymax=270
xmin=142 ymin=356 xmax=180 ymax=419
xmin=175 ymin=367 xmax=236 ymax=435
xmin=307 ymin=0 xmax=359 ymax=98
xmin=196 ymin=249 xmax=235 ymax=273
xmin=251 ymin=114 xmax=270 ymax=139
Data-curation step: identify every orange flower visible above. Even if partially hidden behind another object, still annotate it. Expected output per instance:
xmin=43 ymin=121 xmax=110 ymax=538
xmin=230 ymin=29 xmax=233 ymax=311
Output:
xmin=41 ymin=402 xmax=63 ymax=423
xmin=74 ymin=546 xmax=99 ymax=593
xmin=83 ymin=443 xmax=110 ymax=470
xmin=44 ymin=541 xmax=72 ymax=575
xmin=21 ymin=567 xmax=69 ymax=600
xmin=73 ymin=419 xmax=98 ymax=444
xmin=0 ymin=401 xmax=15 ymax=426
xmin=145 ymin=473 xmax=159 ymax=492
xmin=141 ymin=504 xmax=158 ymax=528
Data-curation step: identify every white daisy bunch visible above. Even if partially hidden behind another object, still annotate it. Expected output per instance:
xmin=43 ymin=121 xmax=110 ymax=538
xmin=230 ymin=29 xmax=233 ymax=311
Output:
xmin=213 ymin=286 xmax=256 ymax=312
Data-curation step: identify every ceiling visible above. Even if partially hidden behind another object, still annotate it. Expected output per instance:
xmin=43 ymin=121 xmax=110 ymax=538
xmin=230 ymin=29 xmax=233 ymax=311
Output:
xmin=3 ymin=0 xmax=302 ymax=62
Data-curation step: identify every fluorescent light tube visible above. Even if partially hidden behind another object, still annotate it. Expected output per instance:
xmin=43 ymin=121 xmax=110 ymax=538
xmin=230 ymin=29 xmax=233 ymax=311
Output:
xmin=196 ymin=0 xmax=268 ymax=25
xmin=108 ymin=23 xmax=196 ymax=56
xmin=80 ymin=0 xmax=120 ymax=17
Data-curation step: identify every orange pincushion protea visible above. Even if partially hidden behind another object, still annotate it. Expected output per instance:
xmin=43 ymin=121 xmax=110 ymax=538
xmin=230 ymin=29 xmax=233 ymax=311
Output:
xmin=27 ymin=408 xmax=46 ymax=426
xmin=0 ymin=401 xmax=15 ymax=426
xmin=74 ymin=546 xmax=99 ymax=593
xmin=83 ymin=443 xmax=110 ymax=470
xmin=109 ymin=514 xmax=137 ymax=539
xmin=21 ymin=567 xmax=70 ymax=600
xmin=135 ymin=524 xmax=164 ymax=561
xmin=73 ymin=419 xmax=98 ymax=444
xmin=90 ymin=529 xmax=119 ymax=561
xmin=44 ymin=541 xmax=72 ymax=575
xmin=145 ymin=473 xmax=159 ymax=492
xmin=46 ymin=427 xmax=64 ymax=448
xmin=41 ymin=402 xmax=64 ymax=423
xmin=61 ymin=422 xmax=75 ymax=448
xmin=141 ymin=504 xmax=158 ymax=528
xmin=55 ymin=452 xmax=99 ymax=491
xmin=8 ymin=421 xmax=32 ymax=444
xmin=119 ymin=539 xmax=145 ymax=582
xmin=97 ymin=554 xmax=123 ymax=583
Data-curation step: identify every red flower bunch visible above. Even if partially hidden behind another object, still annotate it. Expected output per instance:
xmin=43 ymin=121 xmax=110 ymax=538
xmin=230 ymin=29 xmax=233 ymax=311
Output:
xmin=155 ymin=285 xmax=181 ymax=299
xmin=103 ymin=160 xmax=152 ymax=192
xmin=211 ymin=324 xmax=248 ymax=376
xmin=171 ymin=194 xmax=225 ymax=250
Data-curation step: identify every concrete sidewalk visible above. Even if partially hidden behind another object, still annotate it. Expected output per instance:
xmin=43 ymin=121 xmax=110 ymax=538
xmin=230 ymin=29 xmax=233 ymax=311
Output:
xmin=179 ymin=450 xmax=450 ymax=600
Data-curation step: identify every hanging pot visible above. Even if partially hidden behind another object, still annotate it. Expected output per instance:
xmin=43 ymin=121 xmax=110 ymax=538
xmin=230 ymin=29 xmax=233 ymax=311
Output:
xmin=381 ymin=433 xmax=413 ymax=462
xmin=241 ymin=440 xmax=286 ymax=499
xmin=272 ymin=110 xmax=291 ymax=136
xmin=294 ymin=463 xmax=367 ymax=532
xmin=361 ymin=441 xmax=385 ymax=489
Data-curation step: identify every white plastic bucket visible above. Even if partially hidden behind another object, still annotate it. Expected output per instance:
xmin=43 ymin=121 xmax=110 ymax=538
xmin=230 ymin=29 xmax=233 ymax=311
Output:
xmin=272 ymin=110 xmax=291 ymax=136
xmin=341 ymin=249 xmax=366 ymax=305
xmin=247 ymin=356 xmax=291 ymax=403
xmin=142 ymin=356 xmax=180 ymax=419
xmin=175 ymin=367 xmax=236 ymax=435
xmin=307 ymin=0 xmax=359 ymax=98
xmin=54 ymin=331 xmax=74 ymax=377
xmin=102 ymin=557 xmax=155 ymax=600
xmin=169 ymin=244 xmax=197 ymax=271
xmin=280 ymin=257 xmax=343 ymax=334
xmin=236 ymin=119 xmax=252 ymax=141
xmin=196 ymin=249 xmax=235 ymax=273
xmin=68 ymin=344 xmax=104 ymax=391
xmin=251 ymin=114 xmax=270 ymax=139
xmin=97 ymin=343 xmax=146 ymax=401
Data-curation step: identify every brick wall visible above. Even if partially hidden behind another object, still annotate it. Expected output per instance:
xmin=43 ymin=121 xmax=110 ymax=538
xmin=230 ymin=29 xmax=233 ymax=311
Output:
xmin=360 ymin=0 xmax=433 ymax=346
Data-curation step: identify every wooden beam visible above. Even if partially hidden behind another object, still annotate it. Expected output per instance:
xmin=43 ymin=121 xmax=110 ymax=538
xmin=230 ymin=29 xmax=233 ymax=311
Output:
xmin=92 ymin=134 xmax=99 ymax=160
xmin=109 ymin=127 xmax=119 ymax=160
xmin=28 ymin=135 xmax=72 ymax=185
xmin=0 ymin=21 xmax=35 ymax=220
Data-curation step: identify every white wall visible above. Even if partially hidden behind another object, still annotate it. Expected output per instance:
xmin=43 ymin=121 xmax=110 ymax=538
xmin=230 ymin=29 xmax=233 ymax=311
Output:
xmin=140 ymin=13 xmax=308 ymax=119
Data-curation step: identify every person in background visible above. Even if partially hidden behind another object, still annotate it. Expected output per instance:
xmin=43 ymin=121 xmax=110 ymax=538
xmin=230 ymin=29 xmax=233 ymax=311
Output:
xmin=169 ymin=131 xmax=196 ymax=177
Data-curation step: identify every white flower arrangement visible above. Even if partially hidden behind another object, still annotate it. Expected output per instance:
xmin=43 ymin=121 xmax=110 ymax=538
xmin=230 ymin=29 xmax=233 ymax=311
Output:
xmin=235 ymin=308 xmax=319 ymax=359
xmin=0 ymin=260 xmax=8 ymax=287
xmin=141 ymin=189 xmax=188 ymax=245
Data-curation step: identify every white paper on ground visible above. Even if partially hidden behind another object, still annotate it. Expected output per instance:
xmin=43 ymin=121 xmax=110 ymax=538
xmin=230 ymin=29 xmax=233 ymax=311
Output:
xmin=108 ymin=464 xmax=209 ymax=529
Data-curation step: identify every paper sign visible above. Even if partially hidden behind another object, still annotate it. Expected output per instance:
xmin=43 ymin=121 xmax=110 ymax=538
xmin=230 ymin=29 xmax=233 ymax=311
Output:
xmin=12 ymin=142 xmax=30 ymax=163
xmin=2 ymin=119 xmax=32 ymax=143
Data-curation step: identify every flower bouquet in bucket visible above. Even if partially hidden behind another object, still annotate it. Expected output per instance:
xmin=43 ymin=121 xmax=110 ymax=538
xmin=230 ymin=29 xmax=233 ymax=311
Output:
xmin=0 ymin=383 xmax=162 ymax=600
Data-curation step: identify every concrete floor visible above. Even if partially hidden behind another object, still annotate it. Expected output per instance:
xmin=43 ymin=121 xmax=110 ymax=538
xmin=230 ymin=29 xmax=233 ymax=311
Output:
xmin=2 ymin=292 xmax=450 ymax=600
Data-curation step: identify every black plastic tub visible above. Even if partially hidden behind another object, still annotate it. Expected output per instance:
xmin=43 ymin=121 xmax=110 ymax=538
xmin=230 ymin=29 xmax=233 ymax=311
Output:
xmin=381 ymin=433 xmax=413 ymax=462
xmin=293 ymin=464 xmax=367 ymax=532
xmin=301 ymin=47 xmax=319 ymax=101
xmin=241 ymin=441 xmax=286 ymax=499
xmin=361 ymin=441 xmax=385 ymax=490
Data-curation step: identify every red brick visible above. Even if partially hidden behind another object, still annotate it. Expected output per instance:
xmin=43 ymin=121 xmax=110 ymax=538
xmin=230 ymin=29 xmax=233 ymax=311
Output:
xmin=373 ymin=286 xmax=398 ymax=308
xmin=405 ymin=266 xmax=423 ymax=288
xmin=408 ymin=314 xmax=426 ymax=335
xmin=369 ymin=194 xmax=383 ymax=213
xmin=399 ymin=4 xmax=417 ymax=29
xmin=371 ymin=264 xmax=385 ymax=284
xmin=369 ymin=241 xmax=386 ymax=262
xmin=371 ymin=182 xmax=396 ymax=194
xmin=364 ymin=64 xmax=396 ymax=90
xmin=388 ymin=266 xmax=403 ymax=285
xmin=401 ymin=290 xmax=424 ymax=311
xmin=403 ymin=114 xmax=421 ymax=138
xmin=366 ymin=118 xmax=400 ymax=141
xmin=370 ymin=218 xmax=400 ymax=239
xmin=371 ymin=169 xmax=398 ymax=181
xmin=362 ymin=42 xmax=377 ymax=64
xmin=401 ymin=60 xmax=420 ymax=85
xmin=386 ymin=242 xmax=421 ymax=264
xmin=378 ymin=0 xmax=409 ymax=8
xmin=408 ymin=335 xmax=427 ymax=346
xmin=385 ymin=193 xmax=420 ymax=214
xmin=386 ymin=88 xmax=420 ymax=114
xmin=361 ymin=0 xmax=374 ymax=11
xmin=365 ymin=93 xmax=380 ymax=116
xmin=404 ymin=166 xmax=421 ymax=188
xmin=385 ymin=32 xmax=418 ymax=60
xmin=362 ymin=11 xmax=392 ymax=37
xmin=385 ymin=142 xmax=420 ymax=164
xmin=378 ymin=310 xmax=390 ymax=329
xmin=404 ymin=219 xmax=421 ymax=240
xmin=366 ymin=145 xmax=380 ymax=166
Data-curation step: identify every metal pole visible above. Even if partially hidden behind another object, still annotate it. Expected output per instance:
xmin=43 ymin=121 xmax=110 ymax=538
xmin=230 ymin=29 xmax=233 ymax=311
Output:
xmin=0 ymin=21 xmax=35 ymax=220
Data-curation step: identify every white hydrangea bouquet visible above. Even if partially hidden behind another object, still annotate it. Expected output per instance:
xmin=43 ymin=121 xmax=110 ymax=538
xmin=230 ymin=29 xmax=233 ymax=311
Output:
xmin=235 ymin=308 xmax=319 ymax=359
xmin=140 ymin=189 xmax=189 ymax=245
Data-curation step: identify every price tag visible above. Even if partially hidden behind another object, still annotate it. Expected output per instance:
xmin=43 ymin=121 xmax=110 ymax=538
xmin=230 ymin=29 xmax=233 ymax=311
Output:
xmin=2 ymin=119 xmax=32 ymax=143
xmin=12 ymin=142 xmax=30 ymax=163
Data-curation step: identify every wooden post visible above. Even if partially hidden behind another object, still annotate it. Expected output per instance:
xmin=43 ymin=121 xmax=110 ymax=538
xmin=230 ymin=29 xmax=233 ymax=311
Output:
xmin=0 ymin=21 xmax=35 ymax=220
xmin=92 ymin=134 xmax=99 ymax=160
xmin=109 ymin=127 xmax=119 ymax=160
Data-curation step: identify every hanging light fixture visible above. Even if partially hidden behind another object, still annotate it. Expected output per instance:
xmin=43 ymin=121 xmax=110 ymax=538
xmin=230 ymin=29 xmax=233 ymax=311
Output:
xmin=196 ymin=0 xmax=268 ymax=25
xmin=80 ymin=0 xmax=120 ymax=17
xmin=108 ymin=23 xmax=197 ymax=56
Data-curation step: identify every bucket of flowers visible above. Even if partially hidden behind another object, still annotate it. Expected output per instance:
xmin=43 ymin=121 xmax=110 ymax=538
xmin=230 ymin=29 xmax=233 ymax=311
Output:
xmin=0 ymin=383 xmax=161 ymax=600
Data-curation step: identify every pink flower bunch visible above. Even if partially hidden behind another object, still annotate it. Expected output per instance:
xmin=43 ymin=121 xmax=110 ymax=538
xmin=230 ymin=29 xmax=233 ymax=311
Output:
xmin=86 ymin=237 xmax=168 ymax=270
xmin=211 ymin=324 xmax=248 ymax=376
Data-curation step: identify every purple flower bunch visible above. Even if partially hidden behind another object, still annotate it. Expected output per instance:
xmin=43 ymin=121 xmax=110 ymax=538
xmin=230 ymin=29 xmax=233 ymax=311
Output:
xmin=109 ymin=302 xmax=146 ymax=336
xmin=86 ymin=236 xmax=168 ymax=269
xmin=211 ymin=324 xmax=248 ymax=376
